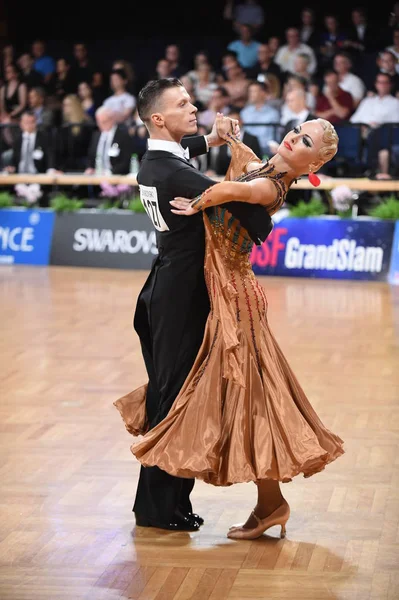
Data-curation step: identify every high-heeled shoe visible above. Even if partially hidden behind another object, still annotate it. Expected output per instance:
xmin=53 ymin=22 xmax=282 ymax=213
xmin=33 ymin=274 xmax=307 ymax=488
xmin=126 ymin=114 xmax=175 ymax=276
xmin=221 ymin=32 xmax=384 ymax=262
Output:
xmin=227 ymin=499 xmax=290 ymax=540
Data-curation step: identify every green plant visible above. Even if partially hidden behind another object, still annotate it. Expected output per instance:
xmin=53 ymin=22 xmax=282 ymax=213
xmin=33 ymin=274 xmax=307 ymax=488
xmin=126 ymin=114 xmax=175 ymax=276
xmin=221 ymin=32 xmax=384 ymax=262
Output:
xmin=50 ymin=194 xmax=84 ymax=213
xmin=0 ymin=191 xmax=14 ymax=208
xmin=368 ymin=195 xmax=399 ymax=220
xmin=336 ymin=208 xmax=353 ymax=219
xmin=288 ymin=196 xmax=327 ymax=217
xmin=126 ymin=196 xmax=145 ymax=213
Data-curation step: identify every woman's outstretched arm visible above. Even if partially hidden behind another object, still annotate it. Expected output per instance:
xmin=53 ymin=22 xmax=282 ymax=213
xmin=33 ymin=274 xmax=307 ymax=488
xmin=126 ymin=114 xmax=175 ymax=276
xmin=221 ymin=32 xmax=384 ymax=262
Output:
xmin=170 ymin=176 xmax=278 ymax=214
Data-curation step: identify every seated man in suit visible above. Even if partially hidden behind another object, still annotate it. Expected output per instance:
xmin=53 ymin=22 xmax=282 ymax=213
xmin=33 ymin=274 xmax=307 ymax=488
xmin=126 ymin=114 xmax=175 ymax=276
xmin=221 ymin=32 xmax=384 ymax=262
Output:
xmin=5 ymin=110 xmax=53 ymax=174
xmin=205 ymin=106 xmax=262 ymax=176
xmin=85 ymin=106 xmax=132 ymax=175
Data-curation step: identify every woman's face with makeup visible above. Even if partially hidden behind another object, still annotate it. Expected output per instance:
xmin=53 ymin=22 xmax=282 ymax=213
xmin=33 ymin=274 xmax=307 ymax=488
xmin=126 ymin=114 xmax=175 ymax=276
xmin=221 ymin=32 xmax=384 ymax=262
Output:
xmin=278 ymin=120 xmax=325 ymax=173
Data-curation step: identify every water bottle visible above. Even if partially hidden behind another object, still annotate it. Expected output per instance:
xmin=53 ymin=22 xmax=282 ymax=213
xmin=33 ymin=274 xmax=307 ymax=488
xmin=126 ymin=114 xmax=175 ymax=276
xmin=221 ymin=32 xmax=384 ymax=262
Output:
xmin=130 ymin=153 xmax=139 ymax=176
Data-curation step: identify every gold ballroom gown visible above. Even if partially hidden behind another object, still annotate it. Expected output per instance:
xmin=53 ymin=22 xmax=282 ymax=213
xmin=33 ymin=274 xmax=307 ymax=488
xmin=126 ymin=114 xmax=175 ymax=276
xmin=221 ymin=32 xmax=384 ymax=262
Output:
xmin=114 ymin=136 xmax=344 ymax=486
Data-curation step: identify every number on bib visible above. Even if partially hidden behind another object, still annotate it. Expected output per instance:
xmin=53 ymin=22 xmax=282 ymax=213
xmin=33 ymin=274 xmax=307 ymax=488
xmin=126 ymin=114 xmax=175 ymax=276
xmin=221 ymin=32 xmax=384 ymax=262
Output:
xmin=139 ymin=185 xmax=169 ymax=232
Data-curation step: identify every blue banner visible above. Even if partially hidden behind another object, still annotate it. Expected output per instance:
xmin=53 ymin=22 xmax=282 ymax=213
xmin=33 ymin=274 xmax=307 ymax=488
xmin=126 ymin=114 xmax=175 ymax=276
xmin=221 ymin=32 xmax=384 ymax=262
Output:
xmin=0 ymin=208 xmax=55 ymax=265
xmin=250 ymin=217 xmax=395 ymax=281
xmin=388 ymin=221 xmax=399 ymax=285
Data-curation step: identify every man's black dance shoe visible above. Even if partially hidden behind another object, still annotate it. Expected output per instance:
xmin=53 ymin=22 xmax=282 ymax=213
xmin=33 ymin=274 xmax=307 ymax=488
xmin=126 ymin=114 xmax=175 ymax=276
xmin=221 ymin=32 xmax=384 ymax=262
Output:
xmin=134 ymin=512 xmax=201 ymax=531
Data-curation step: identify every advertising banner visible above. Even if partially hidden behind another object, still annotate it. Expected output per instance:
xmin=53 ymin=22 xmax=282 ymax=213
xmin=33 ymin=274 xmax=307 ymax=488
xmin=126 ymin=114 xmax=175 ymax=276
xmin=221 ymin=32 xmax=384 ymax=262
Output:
xmin=50 ymin=210 xmax=157 ymax=270
xmin=388 ymin=220 xmax=399 ymax=285
xmin=250 ymin=217 xmax=395 ymax=281
xmin=0 ymin=208 xmax=55 ymax=265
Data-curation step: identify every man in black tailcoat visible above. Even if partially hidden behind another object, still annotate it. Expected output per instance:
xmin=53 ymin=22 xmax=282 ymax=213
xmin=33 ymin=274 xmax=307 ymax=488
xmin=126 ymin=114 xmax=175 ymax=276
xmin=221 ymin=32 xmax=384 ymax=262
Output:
xmin=128 ymin=78 xmax=273 ymax=531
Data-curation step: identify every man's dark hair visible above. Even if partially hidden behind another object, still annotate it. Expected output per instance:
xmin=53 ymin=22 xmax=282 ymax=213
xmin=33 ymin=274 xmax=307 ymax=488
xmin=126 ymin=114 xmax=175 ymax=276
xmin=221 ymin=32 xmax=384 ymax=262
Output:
xmin=137 ymin=78 xmax=183 ymax=123
xmin=324 ymin=68 xmax=339 ymax=78
xmin=21 ymin=110 xmax=36 ymax=118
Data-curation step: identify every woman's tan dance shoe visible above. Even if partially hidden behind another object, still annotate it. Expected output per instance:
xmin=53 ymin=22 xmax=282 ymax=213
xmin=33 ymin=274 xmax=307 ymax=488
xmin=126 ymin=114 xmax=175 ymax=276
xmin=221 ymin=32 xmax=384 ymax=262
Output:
xmin=227 ymin=500 xmax=290 ymax=540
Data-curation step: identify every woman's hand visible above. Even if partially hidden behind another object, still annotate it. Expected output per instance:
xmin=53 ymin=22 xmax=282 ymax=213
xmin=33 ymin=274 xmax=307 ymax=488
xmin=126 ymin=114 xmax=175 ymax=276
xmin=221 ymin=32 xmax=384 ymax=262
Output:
xmin=206 ymin=112 xmax=239 ymax=147
xmin=170 ymin=197 xmax=198 ymax=216
xmin=216 ymin=113 xmax=239 ymax=140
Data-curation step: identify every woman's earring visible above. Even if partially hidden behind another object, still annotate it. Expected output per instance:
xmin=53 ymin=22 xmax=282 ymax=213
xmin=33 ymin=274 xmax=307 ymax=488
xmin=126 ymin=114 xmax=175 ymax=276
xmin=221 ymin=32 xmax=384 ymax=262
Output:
xmin=308 ymin=171 xmax=320 ymax=187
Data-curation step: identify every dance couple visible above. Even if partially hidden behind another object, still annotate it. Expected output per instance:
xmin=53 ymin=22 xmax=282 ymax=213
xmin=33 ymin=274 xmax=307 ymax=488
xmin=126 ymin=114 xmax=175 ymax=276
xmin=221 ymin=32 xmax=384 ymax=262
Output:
xmin=114 ymin=77 xmax=344 ymax=540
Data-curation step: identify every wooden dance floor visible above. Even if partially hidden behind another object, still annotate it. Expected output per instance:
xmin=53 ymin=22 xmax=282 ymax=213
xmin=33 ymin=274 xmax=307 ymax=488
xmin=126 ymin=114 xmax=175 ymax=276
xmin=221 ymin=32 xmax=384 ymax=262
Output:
xmin=1 ymin=265 xmax=398 ymax=600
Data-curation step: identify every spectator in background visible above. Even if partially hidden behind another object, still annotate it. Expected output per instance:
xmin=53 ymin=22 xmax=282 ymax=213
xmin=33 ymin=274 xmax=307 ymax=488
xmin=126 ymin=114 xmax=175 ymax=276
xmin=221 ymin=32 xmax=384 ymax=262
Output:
xmin=282 ymin=73 xmax=316 ymax=112
xmin=18 ymin=53 xmax=44 ymax=90
xmin=197 ymin=86 xmax=232 ymax=129
xmin=297 ymin=7 xmax=320 ymax=48
xmin=154 ymin=58 xmax=173 ymax=80
xmin=0 ymin=44 xmax=15 ymax=85
xmin=0 ymin=63 xmax=28 ymax=151
xmin=223 ymin=0 xmax=265 ymax=34
xmin=289 ymin=52 xmax=313 ymax=84
xmin=71 ymin=41 xmax=106 ymax=105
xmin=318 ymin=14 xmax=348 ymax=70
xmin=185 ymin=51 xmax=216 ymax=84
xmin=351 ymin=72 xmax=399 ymax=176
xmin=268 ymin=36 xmax=281 ymax=60
xmin=315 ymin=68 xmax=354 ymax=124
xmin=344 ymin=7 xmax=379 ymax=54
xmin=365 ymin=50 xmax=399 ymax=96
xmin=385 ymin=28 xmax=399 ymax=72
xmin=85 ymin=106 xmax=131 ymax=175
xmin=27 ymin=86 xmax=55 ymax=130
xmin=112 ymin=59 xmax=138 ymax=95
xmin=219 ymin=60 xmax=250 ymax=108
xmin=215 ymin=50 xmax=239 ymax=83
xmin=0 ymin=63 xmax=28 ymax=123
xmin=77 ymin=81 xmax=96 ymax=120
xmin=247 ymin=43 xmax=284 ymax=87
xmin=31 ymin=40 xmax=55 ymax=85
xmin=6 ymin=110 xmax=52 ymax=174
xmin=192 ymin=63 xmax=218 ymax=107
xmin=350 ymin=72 xmax=399 ymax=125
xmin=55 ymin=94 xmax=93 ymax=172
xmin=164 ymin=44 xmax=188 ymax=78
xmin=227 ymin=23 xmax=261 ymax=71
xmin=240 ymin=80 xmax=280 ymax=157
xmin=102 ymin=69 xmax=136 ymax=127
xmin=274 ymin=27 xmax=317 ymax=76
xmin=332 ymin=51 xmax=366 ymax=108
xmin=47 ymin=58 xmax=77 ymax=102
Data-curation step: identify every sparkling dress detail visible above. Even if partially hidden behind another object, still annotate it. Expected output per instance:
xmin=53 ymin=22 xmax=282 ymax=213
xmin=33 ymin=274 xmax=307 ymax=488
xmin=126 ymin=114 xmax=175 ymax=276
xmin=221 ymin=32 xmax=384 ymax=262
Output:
xmin=114 ymin=137 xmax=344 ymax=486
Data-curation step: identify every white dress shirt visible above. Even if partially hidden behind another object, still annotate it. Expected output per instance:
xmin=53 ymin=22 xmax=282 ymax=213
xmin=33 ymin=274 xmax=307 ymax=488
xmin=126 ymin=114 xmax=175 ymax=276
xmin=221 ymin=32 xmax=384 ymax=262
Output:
xmin=147 ymin=137 xmax=209 ymax=161
xmin=19 ymin=132 xmax=37 ymax=174
xmin=350 ymin=94 xmax=399 ymax=124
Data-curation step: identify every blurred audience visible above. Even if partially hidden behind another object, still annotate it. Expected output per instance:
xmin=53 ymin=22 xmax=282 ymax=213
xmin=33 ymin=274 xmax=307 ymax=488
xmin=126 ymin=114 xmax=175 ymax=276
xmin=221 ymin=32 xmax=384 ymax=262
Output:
xmin=85 ymin=106 xmax=131 ymax=175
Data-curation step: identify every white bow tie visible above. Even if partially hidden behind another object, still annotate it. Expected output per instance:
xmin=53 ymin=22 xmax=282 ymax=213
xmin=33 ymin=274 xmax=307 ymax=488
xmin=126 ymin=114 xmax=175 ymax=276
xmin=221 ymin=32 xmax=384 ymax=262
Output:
xmin=181 ymin=146 xmax=190 ymax=160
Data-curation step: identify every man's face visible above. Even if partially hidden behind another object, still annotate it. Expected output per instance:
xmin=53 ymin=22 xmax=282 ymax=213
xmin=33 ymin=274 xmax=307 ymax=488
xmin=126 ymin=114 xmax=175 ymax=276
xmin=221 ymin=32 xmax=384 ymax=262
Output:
xmin=375 ymin=75 xmax=392 ymax=96
xmin=28 ymin=90 xmax=41 ymax=107
xmin=153 ymin=86 xmax=198 ymax=138
xmin=325 ymin=72 xmax=339 ymax=91
xmin=32 ymin=42 xmax=44 ymax=57
xmin=21 ymin=114 xmax=36 ymax=134
xmin=74 ymin=44 xmax=87 ymax=61
xmin=96 ymin=111 xmax=115 ymax=131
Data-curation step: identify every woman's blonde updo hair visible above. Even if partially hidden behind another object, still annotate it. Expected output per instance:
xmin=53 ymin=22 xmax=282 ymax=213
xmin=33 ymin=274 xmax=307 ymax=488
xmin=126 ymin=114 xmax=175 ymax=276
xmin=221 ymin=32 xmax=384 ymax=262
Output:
xmin=311 ymin=118 xmax=339 ymax=171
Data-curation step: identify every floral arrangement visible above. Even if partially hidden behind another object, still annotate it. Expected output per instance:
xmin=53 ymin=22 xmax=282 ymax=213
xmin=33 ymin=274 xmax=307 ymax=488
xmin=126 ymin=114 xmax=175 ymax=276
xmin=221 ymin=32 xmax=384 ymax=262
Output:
xmin=14 ymin=183 xmax=43 ymax=207
xmin=99 ymin=182 xmax=133 ymax=208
